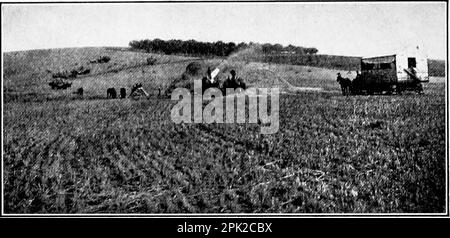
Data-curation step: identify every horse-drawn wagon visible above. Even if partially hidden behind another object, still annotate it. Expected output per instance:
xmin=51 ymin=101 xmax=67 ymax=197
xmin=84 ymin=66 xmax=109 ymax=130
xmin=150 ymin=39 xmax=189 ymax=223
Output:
xmin=349 ymin=46 xmax=429 ymax=95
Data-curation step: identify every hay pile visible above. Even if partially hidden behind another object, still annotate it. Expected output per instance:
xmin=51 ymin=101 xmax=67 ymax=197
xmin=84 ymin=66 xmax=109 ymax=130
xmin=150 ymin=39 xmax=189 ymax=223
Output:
xmin=184 ymin=62 xmax=203 ymax=76
xmin=166 ymin=61 xmax=206 ymax=94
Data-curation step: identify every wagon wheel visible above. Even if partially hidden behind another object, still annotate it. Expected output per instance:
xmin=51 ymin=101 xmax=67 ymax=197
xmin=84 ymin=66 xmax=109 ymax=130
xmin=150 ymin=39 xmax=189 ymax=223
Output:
xmin=385 ymin=85 xmax=395 ymax=95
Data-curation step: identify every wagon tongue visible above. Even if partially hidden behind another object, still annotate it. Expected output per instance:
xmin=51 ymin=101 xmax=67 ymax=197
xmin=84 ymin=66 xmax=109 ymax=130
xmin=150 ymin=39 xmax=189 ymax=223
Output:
xmin=403 ymin=68 xmax=429 ymax=82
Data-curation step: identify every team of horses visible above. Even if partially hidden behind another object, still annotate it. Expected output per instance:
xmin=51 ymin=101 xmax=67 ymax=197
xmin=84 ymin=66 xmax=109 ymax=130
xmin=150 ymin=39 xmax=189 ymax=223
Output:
xmin=336 ymin=73 xmax=352 ymax=95
xmin=107 ymin=87 xmax=131 ymax=99
xmin=107 ymin=83 xmax=151 ymax=99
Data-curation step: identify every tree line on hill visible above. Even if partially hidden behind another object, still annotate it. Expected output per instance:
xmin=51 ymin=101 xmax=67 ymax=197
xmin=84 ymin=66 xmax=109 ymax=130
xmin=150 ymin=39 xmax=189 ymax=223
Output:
xmin=256 ymin=54 xmax=361 ymax=71
xmin=128 ymin=38 xmax=318 ymax=57
xmin=128 ymin=38 xmax=444 ymax=76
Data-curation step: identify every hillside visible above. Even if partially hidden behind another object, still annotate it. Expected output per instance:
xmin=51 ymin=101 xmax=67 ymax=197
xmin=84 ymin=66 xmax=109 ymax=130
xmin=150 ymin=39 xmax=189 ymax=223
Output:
xmin=3 ymin=47 xmax=346 ymax=102
xmin=247 ymin=53 xmax=361 ymax=71
xmin=236 ymin=51 xmax=445 ymax=77
xmin=3 ymin=47 xmax=195 ymax=90
xmin=3 ymin=47 xmax=446 ymax=103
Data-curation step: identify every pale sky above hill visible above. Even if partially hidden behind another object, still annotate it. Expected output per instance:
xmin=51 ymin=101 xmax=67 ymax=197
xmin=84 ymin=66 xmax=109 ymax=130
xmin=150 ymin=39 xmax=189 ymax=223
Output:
xmin=1 ymin=2 xmax=447 ymax=59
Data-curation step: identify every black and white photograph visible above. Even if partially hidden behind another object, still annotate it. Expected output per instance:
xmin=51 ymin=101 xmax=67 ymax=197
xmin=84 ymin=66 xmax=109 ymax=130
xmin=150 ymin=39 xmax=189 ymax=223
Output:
xmin=1 ymin=0 xmax=448 ymax=221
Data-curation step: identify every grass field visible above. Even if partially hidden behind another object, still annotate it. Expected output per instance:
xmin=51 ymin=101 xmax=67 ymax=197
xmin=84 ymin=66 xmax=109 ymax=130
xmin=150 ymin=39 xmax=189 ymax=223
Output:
xmin=2 ymin=47 xmax=447 ymax=213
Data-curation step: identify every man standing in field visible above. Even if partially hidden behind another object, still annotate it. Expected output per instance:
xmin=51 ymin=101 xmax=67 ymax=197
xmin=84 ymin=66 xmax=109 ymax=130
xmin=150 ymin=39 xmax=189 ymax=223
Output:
xmin=229 ymin=70 xmax=243 ymax=89
xmin=207 ymin=67 xmax=212 ymax=81
xmin=222 ymin=70 xmax=237 ymax=94
xmin=351 ymin=71 xmax=361 ymax=94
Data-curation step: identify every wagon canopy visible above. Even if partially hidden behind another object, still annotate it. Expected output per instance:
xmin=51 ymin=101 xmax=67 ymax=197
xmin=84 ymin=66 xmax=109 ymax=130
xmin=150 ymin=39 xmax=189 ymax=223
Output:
xmin=361 ymin=55 xmax=395 ymax=64
xmin=361 ymin=55 xmax=396 ymax=70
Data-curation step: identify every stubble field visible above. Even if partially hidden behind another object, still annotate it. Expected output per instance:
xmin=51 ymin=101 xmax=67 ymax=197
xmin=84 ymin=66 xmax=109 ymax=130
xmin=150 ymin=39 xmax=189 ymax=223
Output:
xmin=2 ymin=47 xmax=447 ymax=213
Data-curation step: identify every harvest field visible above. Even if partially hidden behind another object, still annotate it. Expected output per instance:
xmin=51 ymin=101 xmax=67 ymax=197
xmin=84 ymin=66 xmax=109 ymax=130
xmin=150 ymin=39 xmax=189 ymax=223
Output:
xmin=2 ymin=47 xmax=447 ymax=213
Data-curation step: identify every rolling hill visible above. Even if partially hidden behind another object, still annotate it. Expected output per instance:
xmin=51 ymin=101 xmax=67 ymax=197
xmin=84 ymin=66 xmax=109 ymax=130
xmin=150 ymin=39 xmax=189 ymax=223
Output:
xmin=3 ymin=47 xmax=353 ymax=102
xmin=4 ymin=47 xmax=445 ymax=103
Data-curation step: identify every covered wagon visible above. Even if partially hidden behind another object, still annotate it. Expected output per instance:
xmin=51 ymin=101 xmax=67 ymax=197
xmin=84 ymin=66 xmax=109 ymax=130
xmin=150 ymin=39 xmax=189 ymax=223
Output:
xmin=352 ymin=46 xmax=429 ymax=95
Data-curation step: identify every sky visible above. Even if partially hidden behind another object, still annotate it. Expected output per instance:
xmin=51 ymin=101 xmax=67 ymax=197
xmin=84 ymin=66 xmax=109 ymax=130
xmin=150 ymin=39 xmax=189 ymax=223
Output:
xmin=1 ymin=2 xmax=447 ymax=59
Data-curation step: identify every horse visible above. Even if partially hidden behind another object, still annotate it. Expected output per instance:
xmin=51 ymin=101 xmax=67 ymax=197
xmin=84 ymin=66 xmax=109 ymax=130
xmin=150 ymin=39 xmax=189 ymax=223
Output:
xmin=120 ymin=88 xmax=126 ymax=99
xmin=336 ymin=74 xmax=352 ymax=95
xmin=73 ymin=87 xmax=83 ymax=96
xmin=107 ymin=88 xmax=117 ymax=99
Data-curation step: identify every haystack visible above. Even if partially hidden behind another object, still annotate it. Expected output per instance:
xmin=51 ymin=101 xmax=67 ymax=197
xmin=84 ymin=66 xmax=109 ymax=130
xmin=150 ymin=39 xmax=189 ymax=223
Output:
xmin=185 ymin=62 xmax=202 ymax=76
xmin=166 ymin=61 xmax=208 ymax=94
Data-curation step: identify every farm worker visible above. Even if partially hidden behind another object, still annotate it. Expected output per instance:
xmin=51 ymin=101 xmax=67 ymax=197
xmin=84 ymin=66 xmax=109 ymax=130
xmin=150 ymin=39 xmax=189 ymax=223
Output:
xmin=224 ymin=70 xmax=235 ymax=87
xmin=230 ymin=70 xmax=236 ymax=80
xmin=201 ymin=76 xmax=211 ymax=93
xmin=207 ymin=67 xmax=212 ymax=80
xmin=228 ymin=70 xmax=246 ymax=90
xmin=221 ymin=70 xmax=236 ymax=94
xmin=351 ymin=71 xmax=361 ymax=94
xmin=409 ymin=66 xmax=418 ymax=80
xmin=230 ymin=70 xmax=239 ymax=87
xmin=354 ymin=71 xmax=361 ymax=82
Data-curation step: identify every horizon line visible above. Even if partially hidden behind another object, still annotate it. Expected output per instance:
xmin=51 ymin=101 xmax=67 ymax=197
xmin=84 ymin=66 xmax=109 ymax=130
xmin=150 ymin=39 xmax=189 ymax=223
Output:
xmin=2 ymin=45 xmax=446 ymax=61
